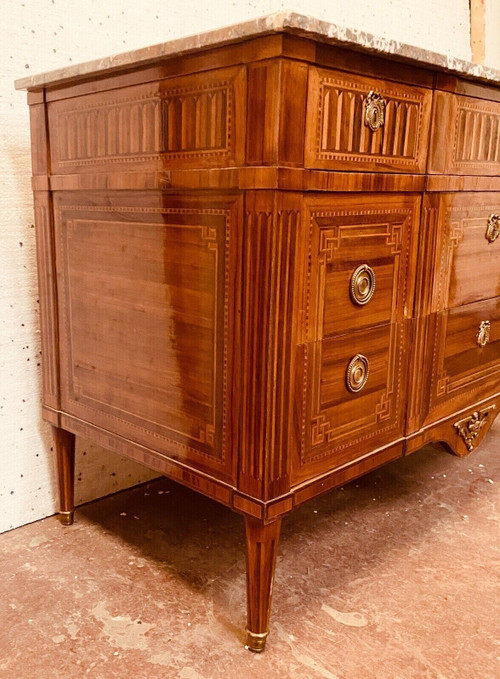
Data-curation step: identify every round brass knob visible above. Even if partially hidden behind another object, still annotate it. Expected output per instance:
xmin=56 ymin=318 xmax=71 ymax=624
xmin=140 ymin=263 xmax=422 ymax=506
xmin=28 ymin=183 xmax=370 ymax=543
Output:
xmin=346 ymin=354 xmax=370 ymax=393
xmin=364 ymin=91 xmax=386 ymax=131
xmin=350 ymin=264 xmax=376 ymax=306
xmin=477 ymin=320 xmax=491 ymax=348
xmin=486 ymin=214 xmax=499 ymax=243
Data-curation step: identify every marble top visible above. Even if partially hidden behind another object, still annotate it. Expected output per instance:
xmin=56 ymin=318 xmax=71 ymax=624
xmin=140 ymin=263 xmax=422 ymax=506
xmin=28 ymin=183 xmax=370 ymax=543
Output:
xmin=15 ymin=11 xmax=500 ymax=90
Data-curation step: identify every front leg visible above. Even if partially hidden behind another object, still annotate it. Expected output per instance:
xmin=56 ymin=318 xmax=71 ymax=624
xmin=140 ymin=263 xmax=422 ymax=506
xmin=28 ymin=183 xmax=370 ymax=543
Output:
xmin=244 ymin=516 xmax=282 ymax=652
xmin=52 ymin=426 xmax=76 ymax=525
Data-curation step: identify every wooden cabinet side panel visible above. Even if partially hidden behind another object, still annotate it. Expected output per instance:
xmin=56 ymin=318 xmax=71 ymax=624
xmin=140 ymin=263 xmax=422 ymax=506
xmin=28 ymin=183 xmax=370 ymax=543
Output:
xmin=53 ymin=190 xmax=241 ymax=484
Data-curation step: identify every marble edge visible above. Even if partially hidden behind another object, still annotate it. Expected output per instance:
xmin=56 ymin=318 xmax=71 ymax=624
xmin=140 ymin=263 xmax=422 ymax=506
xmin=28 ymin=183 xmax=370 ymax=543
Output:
xmin=14 ymin=10 xmax=500 ymax=90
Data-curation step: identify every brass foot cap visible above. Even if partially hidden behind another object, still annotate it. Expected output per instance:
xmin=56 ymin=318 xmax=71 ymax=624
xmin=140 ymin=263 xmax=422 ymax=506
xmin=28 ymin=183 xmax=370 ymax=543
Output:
xmin=58 ymin=510 xmax=74 ymax=526
xmin=245 ymin=630 xmax=268 ymax=653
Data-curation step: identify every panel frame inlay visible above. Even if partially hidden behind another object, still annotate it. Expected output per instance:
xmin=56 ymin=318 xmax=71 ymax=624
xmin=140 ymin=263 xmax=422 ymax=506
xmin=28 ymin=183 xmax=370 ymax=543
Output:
xmin=53 ymin=193 xmax=241 ymax=482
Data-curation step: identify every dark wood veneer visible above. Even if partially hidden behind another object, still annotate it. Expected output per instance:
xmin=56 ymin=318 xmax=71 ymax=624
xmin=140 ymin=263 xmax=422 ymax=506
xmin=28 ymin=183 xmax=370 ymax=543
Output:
xmin=21 ymin=31 xmax=500 ymax=652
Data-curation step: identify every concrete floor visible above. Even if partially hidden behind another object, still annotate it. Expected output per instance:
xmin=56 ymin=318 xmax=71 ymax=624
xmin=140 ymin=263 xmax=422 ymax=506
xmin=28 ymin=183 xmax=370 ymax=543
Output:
xmin=1 ymin=427 xmax=499 ymax=679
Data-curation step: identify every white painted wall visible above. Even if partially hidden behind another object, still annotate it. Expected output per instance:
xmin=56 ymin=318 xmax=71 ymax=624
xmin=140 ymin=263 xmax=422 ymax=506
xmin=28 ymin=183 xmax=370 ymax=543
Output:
xmin=485 ymin=0 xmax=500 ymax=68
xmin=1 ymin=0 xmax=495 ymax=534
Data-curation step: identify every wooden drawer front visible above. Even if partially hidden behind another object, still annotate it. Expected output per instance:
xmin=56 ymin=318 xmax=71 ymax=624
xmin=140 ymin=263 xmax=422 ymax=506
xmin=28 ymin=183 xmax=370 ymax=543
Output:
xmin=429 ymin=91 xmax=500 ymax=175
xmin=293 ymin=322 xmax=407 ymax=481
xmin=426 ymin=192 xmax=500 ymax=312
xmin=303 ymin=194 xmax=419 ymax=341
xmin=47 ymin=66 xmax=246 ymax=174
xmin=305 ymin=67 xmax=432 ymax=173
xmin=426 ymin=298 xmax=500 ymax=425
xmin=53 ymin=190 xmax=241 ymax=483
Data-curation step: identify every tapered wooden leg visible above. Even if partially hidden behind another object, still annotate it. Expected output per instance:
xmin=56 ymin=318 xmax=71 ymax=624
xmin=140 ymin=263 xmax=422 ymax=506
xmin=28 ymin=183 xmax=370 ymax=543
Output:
xmin=244 ymin=516 xmax=282 ymax=652
xmin=52 ymin=426 xmax=76 ymax=526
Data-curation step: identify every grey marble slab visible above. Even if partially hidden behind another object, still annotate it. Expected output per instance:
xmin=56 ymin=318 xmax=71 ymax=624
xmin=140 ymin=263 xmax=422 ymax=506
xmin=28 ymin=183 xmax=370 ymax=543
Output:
xmin=15 ymin=10 xmax=500 ymax=90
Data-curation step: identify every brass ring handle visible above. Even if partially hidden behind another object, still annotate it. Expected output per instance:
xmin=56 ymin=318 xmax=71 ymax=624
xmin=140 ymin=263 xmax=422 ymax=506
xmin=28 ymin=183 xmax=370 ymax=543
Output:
xmin=477 ymin=320 xmax=491 ymax=348
xmin=486 ymin=214 xmax=499 ymax=243
xmin=364 ymin=91 xmax=386 ymax=131
xmin=350 ymin=264 xmax=376 ymax=306
xmin=346 ymin=354 xmax=370 ymax=393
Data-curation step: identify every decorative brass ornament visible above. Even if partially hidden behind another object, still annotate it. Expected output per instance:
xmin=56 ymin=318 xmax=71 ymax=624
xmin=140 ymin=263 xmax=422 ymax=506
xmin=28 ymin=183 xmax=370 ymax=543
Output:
xmin=486 ymin=214 xmax=499 ymax=243
xmin=364 ymin=91 xmax=386 ymax=131
xmin=350 ymin=264 xmax=376 ymax=306
xmin=454 ymin=405 xmax=497 ymax=452
xmin=477 ymin=320 xmax=491 ymax=348
xmin=346 ymin=354 xmax=370 ymax=393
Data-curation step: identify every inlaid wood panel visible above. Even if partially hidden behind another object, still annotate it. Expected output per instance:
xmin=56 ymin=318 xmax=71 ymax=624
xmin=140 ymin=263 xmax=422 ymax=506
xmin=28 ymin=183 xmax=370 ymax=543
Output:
xmin=421 ymin=193 xmax=500 ymax=314
xmin=423 ymin=298 xmax=500 ymax=426
xmin=236 ymin=191 xmax=301 ymax=500
xmin=429 ymin=91 xmax=500 ymax=175
xmin=47 ymin=66 xmax=246 ymax=173
xmin=293 ymin=322 xmax=407 ymax=483
xmin=53 ymin=191 xmax=241 ymax=482
xmin=302 ymin=193 xmax=420 ymax=341
xmin=305 ymin=67 xmax=432 ymax=173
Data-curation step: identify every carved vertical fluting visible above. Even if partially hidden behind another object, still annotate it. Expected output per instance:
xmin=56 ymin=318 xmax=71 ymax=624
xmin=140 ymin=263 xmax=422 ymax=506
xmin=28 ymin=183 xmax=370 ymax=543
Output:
xmin=406 ymin=200 xmax=439 ymax=434
xmin=238 ymin=192 xmax=300 ymax=500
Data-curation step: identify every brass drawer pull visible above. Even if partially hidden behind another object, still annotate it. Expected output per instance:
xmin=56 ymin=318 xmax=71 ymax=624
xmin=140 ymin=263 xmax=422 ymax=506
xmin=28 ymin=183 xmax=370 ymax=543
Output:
xmin=350 ymin=264 xmax=376 ymax=306
xmin=364 ymin=91 xmax=386 ymax=131
xmin=477 ymin=320 xmax=491 ymax=348
xmin=346 ymin=354 xmax=370 ymax=393
xmin=486 ymin=214 xmax=499 ymax=243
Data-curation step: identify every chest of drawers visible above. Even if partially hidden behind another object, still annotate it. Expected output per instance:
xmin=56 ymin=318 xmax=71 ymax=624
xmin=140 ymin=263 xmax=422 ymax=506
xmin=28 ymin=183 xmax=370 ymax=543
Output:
xmin=16 ymin=12 xmax=500 ymax=652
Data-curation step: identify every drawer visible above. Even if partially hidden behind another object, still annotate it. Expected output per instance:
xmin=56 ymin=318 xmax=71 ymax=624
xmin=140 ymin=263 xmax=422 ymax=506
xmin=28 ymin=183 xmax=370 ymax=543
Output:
xmin=425 ymin=297 xmax=500 ymax=426
xmin=303 ymin=193 xmax=419 ymax=341
xmin=305 ymin=66 xmax=432 ymax=173
xmin=425 ymin=192 xmax=500 ymax=311
xmin=429 ymin=91 xmax=500 ymax=175
xmin=293 ymin=322 xmax=407 ymax=481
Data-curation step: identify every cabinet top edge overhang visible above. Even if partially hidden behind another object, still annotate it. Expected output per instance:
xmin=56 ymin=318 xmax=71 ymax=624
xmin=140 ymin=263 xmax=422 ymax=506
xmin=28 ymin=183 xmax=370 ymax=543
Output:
xmin=14 ymin=10 xmax=500 ymax=92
